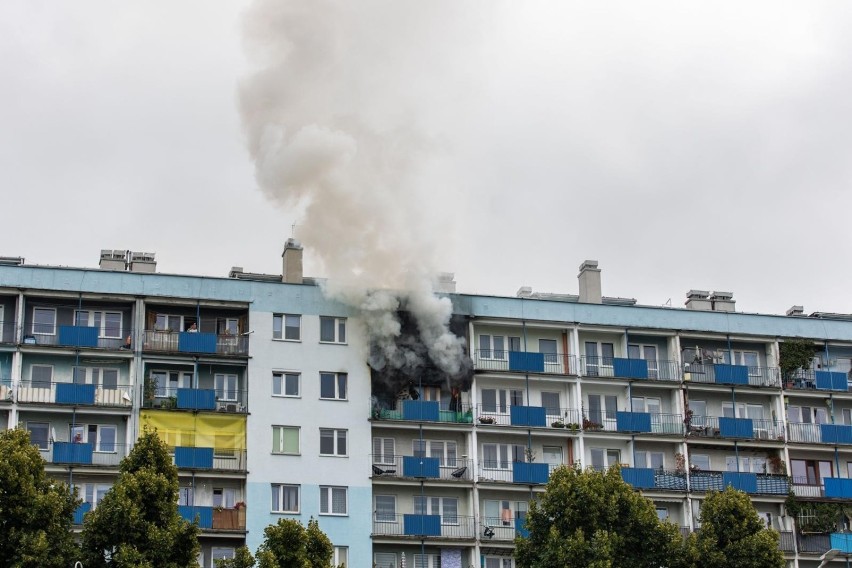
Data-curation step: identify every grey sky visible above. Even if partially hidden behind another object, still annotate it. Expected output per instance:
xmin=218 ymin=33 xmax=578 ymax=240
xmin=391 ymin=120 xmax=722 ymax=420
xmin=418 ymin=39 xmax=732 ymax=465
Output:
xmin=1 ymin=1 xmax=850 ymax=316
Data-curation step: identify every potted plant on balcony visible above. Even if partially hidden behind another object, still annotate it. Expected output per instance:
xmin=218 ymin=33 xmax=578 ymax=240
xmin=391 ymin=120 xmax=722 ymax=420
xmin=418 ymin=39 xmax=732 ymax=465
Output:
xmin=478 ymin=415 xmax=495 ymax=425
xmin=779 ymin=338 xmax=818 ymax=389
xmin=582 ymin=417 xmax=602 ymax=431
xmin=235 ymin=501 xmax=246 ymax=528
xmin=551 ymin=418 xmax=565 ymax=428
xmin=143 ymin=376 xmax=157 ymax=407
xmin=567 ymin=422 xmax=580 ymax=432
xmin=769 ymin=456 xmax=787 ymax=475
xmin=674 ymin=452 xmax=686 ymax=474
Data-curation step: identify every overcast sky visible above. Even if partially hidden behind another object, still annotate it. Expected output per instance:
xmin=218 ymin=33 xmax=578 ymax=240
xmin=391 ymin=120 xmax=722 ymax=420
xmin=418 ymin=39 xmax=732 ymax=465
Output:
xmin=2 ymin=1 xmax=851 ymax=316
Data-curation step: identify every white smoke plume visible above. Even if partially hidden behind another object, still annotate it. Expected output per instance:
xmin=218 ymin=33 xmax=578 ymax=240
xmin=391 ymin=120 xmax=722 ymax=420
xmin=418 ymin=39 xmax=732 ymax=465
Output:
xmin=239 ymin=1 xmax=473 ymax=374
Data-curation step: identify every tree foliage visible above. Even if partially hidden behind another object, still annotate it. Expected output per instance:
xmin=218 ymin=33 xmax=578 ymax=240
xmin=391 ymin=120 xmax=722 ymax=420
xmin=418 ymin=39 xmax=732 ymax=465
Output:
xmin=0 ymin=428 xmax=80 ymax=568
xmin=256 ymin=518 xmax=335 ymax=568
xmin=779 ymin=338 xmax=818 ymax=378
xmin=216 ymin=546 xmax=256 ymax=568
xmin=80 ymin=428 xmax=200 ymax=567
xmin=686 ymin=487 xmax=785 ymax=568
xmin=515 ymin=465 xmax=685 ymax=568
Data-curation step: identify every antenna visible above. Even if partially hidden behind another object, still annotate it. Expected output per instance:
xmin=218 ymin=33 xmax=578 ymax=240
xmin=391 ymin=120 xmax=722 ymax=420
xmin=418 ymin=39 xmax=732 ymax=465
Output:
xmin=290 ymin=223 xmax=297 ymax=237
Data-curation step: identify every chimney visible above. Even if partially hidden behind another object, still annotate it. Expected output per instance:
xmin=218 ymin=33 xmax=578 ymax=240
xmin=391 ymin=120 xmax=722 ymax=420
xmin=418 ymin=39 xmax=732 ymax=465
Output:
xmin=578 ymin=260 xmax=602 ymax=304
xmin=282 ymin=238 xmax=304 ymax=284
xmin=229 ymin=266 xmax=244 ymax=279
xmin=786 ymin=305 xmax=804 ymax=317
xmin=99 ymin=249 xmax=128 ymax=271
xmin=435 ymin=272 xmax=456 ymax=293
xmin=128 ymin=251 xmax=156 ymax=273
xmin=516 ymin=286 xmax=533 ymax=298
xmin=685 ymin=290 xmax=712 ymax=311
xmin=710 ymin=291 xmax=735 ymax=312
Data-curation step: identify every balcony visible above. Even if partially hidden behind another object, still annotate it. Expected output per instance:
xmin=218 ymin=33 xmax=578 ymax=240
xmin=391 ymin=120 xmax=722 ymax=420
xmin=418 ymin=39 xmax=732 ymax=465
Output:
xmin=21 ymin=327 xmax=133 ymax=350
xmin=16 ymin=382 xmax=133 ymax=407
xmin=178 ymin=505 xmax=246 ymax=531
xmin=786 ymin=422 xmax=852 ymax=445
xmin=831 ymin=533 xmax=852 ymax=554
xmin=687 ymin=416 xmax=784 ymax=441
xmin=171 ymin=447 xmax=247 ymax=472
xmin=480 ymin=517 xmax=528 ymax=541
xmin=476 ymin=405 xmax=581 ymax=429
xmin=683 ymin=363 xmax=780 ymax=388
xmin=372 ymin=514 xmax=476 ymax=540
xmin=581 ymin=357 xmax=681 ymax=381
xmin=824 ymin=477 xmax=852 ymax=499
xmin=371 ymin=456 xmax=474 ymax=481
xmin=41 ymin=442 xmax=129 ymax=467
xmin=797 ymin=533 xmax=831 ymax=555
xmin=372 ymin=400 xmax=473 ymax=424
xmin=621 ymin=468 xmax=688 ymax=491
xmin=477 ymin=461 xmax=551 ymax=484
xmin=785 ymin=369 xmax=849 ymax=392
xmin=143 ymin=386 xmax=247 ymax=413
xmin=142 ymin=330 xmax=248 ymax=356
xmin=73 ymin=502 xmax=92 ymax=525
xmin=474 ymin=350 xmax=576 ymax=375
xmin=179 ymin=505 xmax=214 ymax=529
xmin=688 ymin=470 xmax=789 ymax=495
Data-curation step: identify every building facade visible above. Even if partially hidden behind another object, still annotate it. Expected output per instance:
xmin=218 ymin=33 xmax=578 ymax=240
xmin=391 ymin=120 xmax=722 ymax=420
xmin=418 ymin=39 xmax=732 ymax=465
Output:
xmin=1 ymin=251 xmax=852 ymax=567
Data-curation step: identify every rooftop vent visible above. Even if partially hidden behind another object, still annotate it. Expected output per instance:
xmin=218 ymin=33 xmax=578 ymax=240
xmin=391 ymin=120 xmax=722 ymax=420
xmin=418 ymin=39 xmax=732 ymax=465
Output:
xmin=685 ymin=290 xmax=712 ymax=311
xmin=0 ymin=256 xmax=25 ymax=266
xmin=229 ymin=266 xmax=244 ymax=278
xmin=516 ymin=286 xmax=533 ymax=298
xmin=435 ymin=272 xmax=457 ymax=293
xmin=786 ymin=305 xmax=804 ymax=317
xmin=128 ymin=251 xmax=156 ymax=273
xmin=709 ymin=291 xmax=735 ymax=312
xmin=99 ymin=249 xmax=128 ymax=271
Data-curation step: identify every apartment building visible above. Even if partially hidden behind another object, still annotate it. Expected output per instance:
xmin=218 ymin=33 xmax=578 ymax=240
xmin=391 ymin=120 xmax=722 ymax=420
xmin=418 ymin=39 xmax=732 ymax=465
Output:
xmin=2 ymin=251 xmax=852 ymax=568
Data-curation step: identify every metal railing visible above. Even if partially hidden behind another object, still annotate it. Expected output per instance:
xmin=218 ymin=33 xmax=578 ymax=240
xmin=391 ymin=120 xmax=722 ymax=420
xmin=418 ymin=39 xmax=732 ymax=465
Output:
xmin=480 ymin=517 xmax=527 ymax=541
xmin=475 ymin=405 xmax=582 ymax=429
xmin=787 ymin=422 xmax=830 ymax=444
xmin=683 ymin=363 xmax=780 ymax=388
xmin=141 ymin=330 xmax=249 ymax=356
xmin=370 ymin=455 xmax=474 ymax=481
xmin=686 ymin=416 xmax=785 ymax=441
xmin=16 ymin=382 xmax=133 ymax=407
xmin=142 ymin=387 xmax=248 ymax=413
xmin=580 ymin=357 xmax=681 ymax=381
xmin=20 ymin=327 xmax=135 ymax=350
xmin=371 ymin=513 xmax=476 ymax=539
xmin=687 ymin=470 xmax=789 ymax=495
xmin=474 ymin=350 xmax=577 ymax=375
xmin=778 ymin=530 xmax=795 ymax=552
xmin=790 ymin=479 xmax=825 ymax=498
xmin=370 ymin=400 xmax=474 ymax=424
xmin=797 ymin=533 xmax=831 ymax=554
xmin=170 ymin=448 xmax=247 ymax=472
xmin=39 ymin=441 xmax=130 ymax=467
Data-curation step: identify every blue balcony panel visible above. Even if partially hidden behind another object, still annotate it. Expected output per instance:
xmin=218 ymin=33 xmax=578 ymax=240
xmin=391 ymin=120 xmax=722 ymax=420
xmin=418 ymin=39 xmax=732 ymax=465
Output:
xmin=616 ymin=411 xmax=652 ymax=433
xmin=58 ymin=325 xmax=99 ymax=348
xmin=402 ymin=456 xmax=440 ymax=478
xmin=719 ymin=417 xmax=754 ymax=439
xmin=178 ymin=505 xmax=213 ymax=529
xmin=825 ymin=478 xmax=852 ymax=499
xmin=174 ymin=446 xmax=214 ymax=469
xmin=689 ymin=473 xmax=724 ymax=492
xmin=53 ymin=442 xmax=93 ymax=464
xmin=723 ymin=472 xmax=757 ymax=494
xmin=831 ymin=533 xmax=852 ymax=554
xmin=55 ymin=383 xmax=96 ymax=405
xmin=510 ymin=405 xmax=547 ymax=427
xmin=403 ymin=514 xmax=441 ymax=536
xmin=655 ymin=471 xmax=688 ymax=491
xmin=402 ymin=400 xmax=439 ymax=422
xmin=756 ymin=474 xmax=789 ymax=495
xmin=622 ymin=467 xmax=656 ymax=489
xmin=509 ymin=351 xmax=545 ymax=373
xmin=821 ymin=424 xmax=852 ymax=445
xmin=613 ymin=358 xmax=649 ymax=379
xmin=513 ymin=462 xmax=549 ymax=484
xmin=516 ymin=519 xmax=530 ymax=539
xmin=73 ymin=502 xmax=92 ymax=524
xmin=178 ymin=332 xmax=217 ymax=354
xmin=714 ymin=364 xmax=749 ymax=385
xmin=176 ymin=388 xmax=216 ymax=410
xmin=816 ymin=371 xmax=848 ymax=392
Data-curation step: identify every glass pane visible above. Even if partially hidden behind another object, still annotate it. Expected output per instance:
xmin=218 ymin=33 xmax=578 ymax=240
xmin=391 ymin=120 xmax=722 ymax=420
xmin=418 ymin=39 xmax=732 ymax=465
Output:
xmin=102 ymin=369 xmax=118 ymax=389
xmin=541 ymin=392 xmax=560 ymax=415
xmin=272 ymin=315 xmax=282 ymax=339
xmin=285 ymin=315 xmax=300 ymax=340
xmin=539 ymin=339 xmax=557 ymax=355
xmin=627 ymin=345 xmax=641 ymax=359
xmin=320 ymin=317 xmax=335 ymax=342
xmin=282 ymin=428 xmax=298 ymax=453
xmin=99 ymin=427 xmax=116 ymax=452
xmin=337 ymin=374 xmax=347 ymax=399
xmin=482 ymin=390 xmax=497 ymax=413
xmin=493 ymin=336 xmax=505 ymax=358
xmin=286 ymin=374 xmax=299 ymax=396
xmin=272 ymin=373 xmax=282 ymax=395
xmin=104 ymin=313 xmax=122 ymax=338
xmin=320 ymin=430 xmax=334 ymax=454
xmin=337 ymin=431 xmax=346 ymax=455
xmin=320 ymin=374 xmax=335 ymax=398
xmin=508 ymin=336 xmax=521 ymax=351
xmin=338 ymin=320 xmax=346 ymax=343
xmin=331 ymin=488 xmax=346 ymax=514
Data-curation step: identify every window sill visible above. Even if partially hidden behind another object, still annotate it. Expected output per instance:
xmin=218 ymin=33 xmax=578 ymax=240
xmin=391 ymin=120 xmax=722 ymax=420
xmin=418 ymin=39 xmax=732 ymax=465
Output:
xmin=272 ymin=338 xmax=302 ymax=343
xmin=319 ymin=513 xmax=349 ymax=517
xmin=319 ymin=398 xmax=348 ymax=402
xmin=271 ymin=452 xmax=301 ymax=456
xmin=319 ymin=341 xmax=348 ymax=346
xmin=319 ymin=454 xmax=349 ymax=458
xmin=271 ymin=510 xmax=300 ymax=515
xmin=273 ymin=394 xmax=301 ymax=399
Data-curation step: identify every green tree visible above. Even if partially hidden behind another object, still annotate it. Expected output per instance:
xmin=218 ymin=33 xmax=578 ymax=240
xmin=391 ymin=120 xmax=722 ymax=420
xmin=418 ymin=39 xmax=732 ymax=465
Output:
xmin=0 ymin=428 xmax=80 ymax=568
xmin=80 ymin=428 xmax=200 ymax=567
xmin=686 ymin=487 xmax=785 ymax=568
xmin=216 ymin=546 xmax=256 ymax=568
xmin=256 ymin=518 xmax=335 ymax=568
xmin=515 ymin=465 xmax=685 ymax=568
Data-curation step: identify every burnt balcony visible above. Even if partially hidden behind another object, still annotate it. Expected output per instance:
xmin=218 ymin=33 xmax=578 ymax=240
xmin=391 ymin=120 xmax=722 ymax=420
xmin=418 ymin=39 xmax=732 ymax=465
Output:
xmin=371 ymin=400 xmax=473 ymax=424
xmin=142 ymin=330 xmax=248 ymax=356
xmin=580 ymin=357 xmax=681 ymax=382
xmin=474 ymin=350 xmax=577 ymax=375
xmin=372 ymin=513 xmax=476 ymax=540
xmin=371 ymin=455 xmax=474 ymax=482
xmin=16 ymin=381 xmax=133 ymax=407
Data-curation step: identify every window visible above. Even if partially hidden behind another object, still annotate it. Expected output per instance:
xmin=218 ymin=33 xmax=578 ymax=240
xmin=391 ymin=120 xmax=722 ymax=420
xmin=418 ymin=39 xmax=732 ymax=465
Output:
xmin=635 ymin=451 xmax=664 ymax=469
xmin=150 ymin=370 xmax=192 ymax=398
xmin=271 ymin=484 xmax=299 ymax=513
xmin=178 ymin=486 xmax=194 ymax=506
xmin=73 ymin=367 xmax=120 ymax=389
xmin=213 ymin=487 xmax=236 ymax=509
xmin=30 ymin=365 xmax=53 ymax=388
xmin=484 ymin=558 xmax=514 ymax=568
xmin=320 ymin=316 xmax=346 ymax=343
xmin=320 ymin=486 xmax=347 ymax=515
xmin=631 ymin=396 xmax=661 ymax=415
xmin=628 ymin=344 xmax=659 ymax=377
xmin=414 ymin=495 xmax=458 ymax=524
xmin=587 ymin=394 xmax=618 ymax=427
xmin=656 ymin=507 xmax=669 ymax=521
xmin=32 ymin=307 xmax=56 ymax=335
xmin=75 ymin=310 xmax=122 ymax=338
xmin=211 ymin=548 xmax=235 ymax=567
xmin=788 ymin=405 xmax=829 ymax=424
xmin=539 ymin=338 xmax=558 ymax=366
xmin=273 ymin=314 xmax=300 ymax=341
xmin=320 ymin=372 xmax=347 ymax=400
xmin=584 ymin=341 xmax=614 ymax=375
xmin=413 ymin=439 xmax=457 ymax=466
xmin=541 ymin=392 xmax=561 ymax=418
xmin=413 ymin=554 xmax=442 ymax=568
xmin=272 ymin=426 xmax=300 ymax=454
xmin=791 ymin=459 xmax=833 ymax=485
xmin=372 ymin=437 xmax=396 ymax=464
xmin=70 ymin=424 xmax=116 ymax=452
xmin=689 ymin=400 xmax=707 ymax=427
xmin=481 ymin=388 xmax=523 ymax=413
xmin=375 ymin=495 xmax=396 ymax=522
xmin=272 ymin=372 xmax=300 ymax=397
xmin=333 ymin=546 xmax=348 ymax=567
xmin=154 ymin=314 xmax=193 ymax=332
xmin=721 ymin=350 xmax=760 ymax=369
xmin=691 ymin=454 xmax=711 ymax=471
xmin=27 ymin=422 xmax=49 ymax=450
xmin=217 ymin=318 xmax=239 ymax=335
xmin=479 ymin=334 xmax=507 ymax=359
xmin=590 ymin=448 xmax=621 ymax=470
xmin=482 ymin=443 xmax=526 ymax=469
xmin=78 ymin=483 xmax=111 ymax=509
xmin=726 ymin=456 xmax=767 ymax=473
xmin=374 ymin=553 xmax=398 ymax=568
xmin=320 ymin=429 xmax=347 ymax=456
xmin=215 ymin=373 xmax=239 ymax=401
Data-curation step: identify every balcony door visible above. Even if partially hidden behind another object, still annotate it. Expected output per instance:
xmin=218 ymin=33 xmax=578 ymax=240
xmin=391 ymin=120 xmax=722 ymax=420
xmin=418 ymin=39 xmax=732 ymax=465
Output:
xmin=585 ymin=342 xmax=614 ymax=376
xmin=628 ymin=344 xmax=659 ymax=378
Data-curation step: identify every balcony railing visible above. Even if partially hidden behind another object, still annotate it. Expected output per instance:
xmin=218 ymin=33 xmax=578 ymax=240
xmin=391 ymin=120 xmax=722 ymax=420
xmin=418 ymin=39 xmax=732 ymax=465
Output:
xmin=477 ymin=461 xmax=551 ymax=484
xmin=39 ymin=442 xmax=129 ymax=466
xmin=475 ymin=405 xmax=582 ymax=429
xmin=687 ymin=416 xmax=784 ymax=441
xmin=21 ymin=326 xmax=134 ymax=350
xmin=170 ymin=447 xmax=247 ymax=472
xmin=142 ymin=387 xmax=248 ymax=413
xmin=16 ymin=382 xmax=133 ymax=407
xmin=371 ymin=455 xmax=474 ymax=481
xmin=797 ymin=533 xmax=831 ymax=555
xmin=621 ymin=468 xmax=688 ymax=491
xmin=142 ymin=330 xmax=248 ymax=356
xmin=73 ymin=502 xmax=92 ymax=525
xmin=371 ymin=400 xmax=474 ymax=424
xmin=481 ymin=517 xmax=528 ymax=540
xmin=372 ymin=514 xmax=476 ymax=539
xmin=683 ymin=363 xmax=780 ymax=388
xmin=788 ymin=422 xmax=852 ymax=445
xmin=580 ymin=357 xmax=680 ymax=381
xmin=177 ymin=506 xmax=246 ymax=531
xmin=687 ymin=470 xmax=789 ymax=495
xmin=474 ymin=350 xmax=577 ymax=375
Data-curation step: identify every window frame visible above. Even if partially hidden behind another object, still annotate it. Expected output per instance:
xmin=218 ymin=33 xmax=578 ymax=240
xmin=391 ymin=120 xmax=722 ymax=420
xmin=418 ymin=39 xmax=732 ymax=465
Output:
xmin=374 ymin=494 xmax=397 ymax=523
xmin=271 ymin=483 xmax=300 ymax=513
xmin=319 ymin=485 xmax=348 ymax=516
xmin=74 ymin=309 xmax=123 ymax=339
xmin=215 ymin=373 xmax=239 ymax=402
xmin=272 ymin=314 xmax=301 ymax=341
xmin=272 ymin=425 xmax=300 ymax=455
xmin=319 ymin=428 xmax=348 ymax=457
xmin=319 ymin=316 xmax=347 ymax=344
xmin=27 ymin=421 xmax=50 ymax=450
xmin=333 ymin=546 xmax=348 ymax=567
xmin=32 ymin=307 xmax=57 ymax=336
xmin=30 ymin=364 xmax=54 ymax=387
xmin=319 ymin=372 xmax=348 ymax=400
xmin=272 ymin=371 xmax=300 ymax=398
